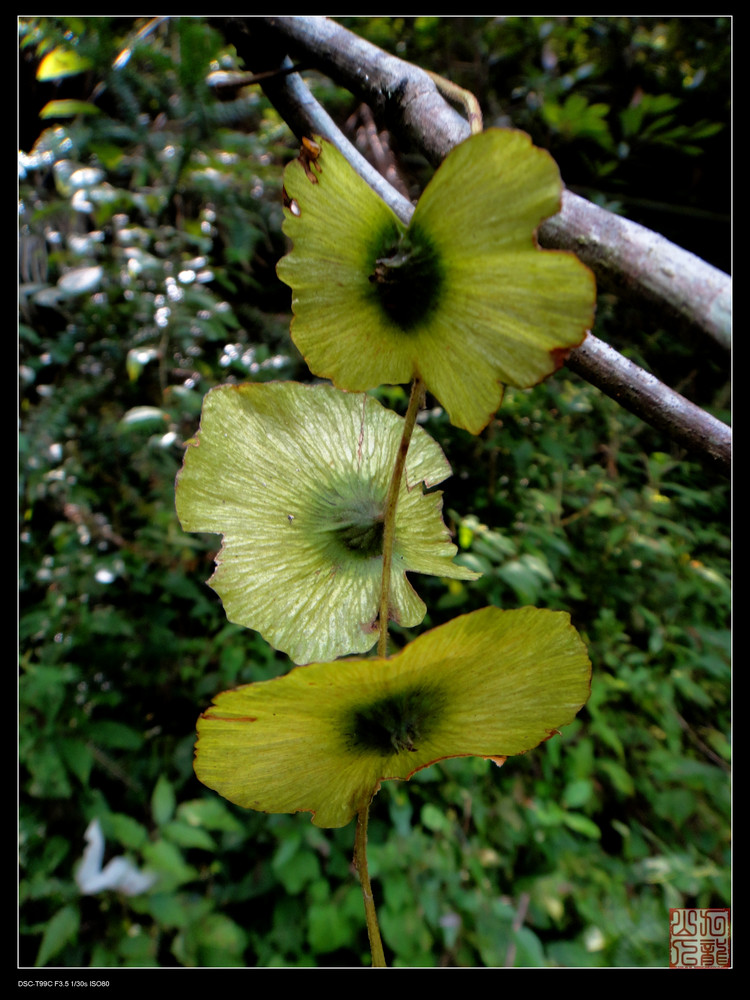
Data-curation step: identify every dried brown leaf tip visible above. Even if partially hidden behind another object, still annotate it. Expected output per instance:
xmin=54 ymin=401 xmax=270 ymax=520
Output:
xmin=299 ymin=136 xmax=322 ymax=183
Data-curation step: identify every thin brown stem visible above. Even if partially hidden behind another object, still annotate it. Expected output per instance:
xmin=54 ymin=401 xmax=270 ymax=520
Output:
xmin=355 ymin=804 xmax=386 ymax=967
xmin=378 ymin=378 xmax=425 ymax=658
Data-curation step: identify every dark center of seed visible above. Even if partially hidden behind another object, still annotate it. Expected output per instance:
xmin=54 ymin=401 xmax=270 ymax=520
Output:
xmin=343 ymin=687 xmax=444 ymax=758
xmin=320 ymin=487 xmax=386 ymax=561
xmin=368 ymin=227 xmax=443 ymax=330
xmin=334 ymin=516 xmax=384 ymax=558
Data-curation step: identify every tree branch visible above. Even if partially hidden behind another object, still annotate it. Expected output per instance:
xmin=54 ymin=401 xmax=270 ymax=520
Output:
xmin=218 ymin=16 xmax=731 ymax=475
xmin=260 ymin=15 xmax=472 ymax=167
xmin=213 ymin=16 xmax=415 ymax=221
xmin=565 ymin=337 xmax=730 ymax=473
xmin=541 ymin=193 xmax=731 ymax=352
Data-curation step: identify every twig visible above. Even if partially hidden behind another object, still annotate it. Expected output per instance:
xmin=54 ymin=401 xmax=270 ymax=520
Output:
xmin=345 ymin=104 xmax=412 ymax=200
xmin=674 ymin=711 xmax=730 ymax=772
xmin=541 ymin=191 xmax=731 ymax=352
xmin=566 ymin=334 xmax=731 ymax=473
xmin=504 ymin=891 xmax=531 ymax=968
xmin=259 ymin=15 xmax=472 ymax=165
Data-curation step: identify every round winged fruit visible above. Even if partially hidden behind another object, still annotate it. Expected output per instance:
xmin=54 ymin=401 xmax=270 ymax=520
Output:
xmin=175 ymin=381 xmax=477 ymax=665
xmin=277 ymin=129 xmax=596 ymax=435
xmin=194 ymin=606 xmax=592 ymax=828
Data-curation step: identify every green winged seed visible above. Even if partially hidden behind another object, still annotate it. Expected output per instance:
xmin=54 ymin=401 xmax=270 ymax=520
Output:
xmin=175 ymin=381 xmax=477 ymax=664
xmin=195 ymin=606 xmax=592 ymax=828
xmin=277 ymin=129 xmax=596 ymax=435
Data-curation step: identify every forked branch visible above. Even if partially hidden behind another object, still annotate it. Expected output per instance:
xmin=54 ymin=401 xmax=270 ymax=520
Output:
xmin=215 ymin=16 xmax=731 ymax=475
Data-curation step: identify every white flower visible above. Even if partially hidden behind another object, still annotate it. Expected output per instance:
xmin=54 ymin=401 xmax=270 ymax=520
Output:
xmin=75 ymin=819 xmax=156 ymax=896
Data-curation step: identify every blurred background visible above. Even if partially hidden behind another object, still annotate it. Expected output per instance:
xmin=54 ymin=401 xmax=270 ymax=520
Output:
xmin=19 ymin=16 xmax=730 ymax=968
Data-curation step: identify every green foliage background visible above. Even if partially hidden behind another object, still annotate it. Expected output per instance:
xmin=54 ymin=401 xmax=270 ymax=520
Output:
xmin=19 ymin=16 xmax=730 ymax=968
